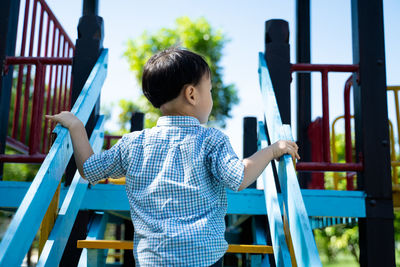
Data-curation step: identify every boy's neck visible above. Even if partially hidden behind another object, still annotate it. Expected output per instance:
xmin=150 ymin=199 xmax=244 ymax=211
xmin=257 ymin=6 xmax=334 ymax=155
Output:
xmin=160 ymin=98 xmax=197 ymax=119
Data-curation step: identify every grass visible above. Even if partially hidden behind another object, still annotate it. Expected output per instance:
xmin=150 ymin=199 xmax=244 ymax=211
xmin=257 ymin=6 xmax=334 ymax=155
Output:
xmin=320 ymin=252 xmax=358 ymax=267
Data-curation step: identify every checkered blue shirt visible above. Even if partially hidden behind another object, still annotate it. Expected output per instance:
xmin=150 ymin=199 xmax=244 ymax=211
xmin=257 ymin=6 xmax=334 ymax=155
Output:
xmin=83 ymin=116 xmax=244 ymax=266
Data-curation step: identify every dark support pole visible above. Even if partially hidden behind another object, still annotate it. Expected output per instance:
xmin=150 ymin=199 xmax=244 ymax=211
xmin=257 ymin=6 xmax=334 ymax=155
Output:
xmin=264 ymin=20 xmax=291 ymax=125
xmin=61 ymin=1 xmax=102 ymax=265
xmin=351 ymin=0 xmax=395 ymax=266
xmin=64 ymin=0 xmax=103 ymax=186
xmin=60 ymin=211 xmax=91 ymax=267
xmin=0 ymin=0 xmax=20 ymax=180
xmin=123 ymin=220 xmax=135 ymax=266
xmin=296 ymin=0 xmax=311 ymax=188
xmin=130 ymin=112 xmax=144 ymax=132
xmin=243 ymin=117 xmax=258 ymax=188
xmin=82 ymin=0 xmax=99 ymax=16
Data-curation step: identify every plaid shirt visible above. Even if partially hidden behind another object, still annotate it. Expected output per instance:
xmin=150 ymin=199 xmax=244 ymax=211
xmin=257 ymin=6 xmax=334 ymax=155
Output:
xmin=84 ymin=116 xmax=244 ymax=266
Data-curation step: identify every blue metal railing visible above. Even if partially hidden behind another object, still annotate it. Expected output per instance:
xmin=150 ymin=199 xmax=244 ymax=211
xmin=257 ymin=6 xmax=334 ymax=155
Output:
xmin=0 ymin=49 xmax=108 ymax=266
xmin=36 ymin=115 xmax=105 ymax=267
xmin=258 ymin=52 xmax=322 ymax=266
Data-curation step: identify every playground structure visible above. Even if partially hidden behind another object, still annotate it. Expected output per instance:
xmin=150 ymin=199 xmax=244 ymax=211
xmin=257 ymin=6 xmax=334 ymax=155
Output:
xmin=0 ymin=0 xmax=396 ymax=266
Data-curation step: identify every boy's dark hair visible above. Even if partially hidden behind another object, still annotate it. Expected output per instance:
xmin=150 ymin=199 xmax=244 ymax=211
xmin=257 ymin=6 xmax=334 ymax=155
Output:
xmin=142 ymin=47 xmax=211 ymax=108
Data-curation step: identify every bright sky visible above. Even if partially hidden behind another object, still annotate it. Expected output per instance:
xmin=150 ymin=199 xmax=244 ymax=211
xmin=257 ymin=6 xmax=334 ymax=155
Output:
xmin=43 ymin=0 xmax=400 ymax=156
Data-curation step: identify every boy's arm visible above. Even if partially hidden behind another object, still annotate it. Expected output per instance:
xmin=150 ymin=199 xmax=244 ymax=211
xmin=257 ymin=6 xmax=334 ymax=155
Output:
xmin=45 ymin=112 xmax=93 ymax=178
xmin=238 ymin=140 xmax=300 ymax=191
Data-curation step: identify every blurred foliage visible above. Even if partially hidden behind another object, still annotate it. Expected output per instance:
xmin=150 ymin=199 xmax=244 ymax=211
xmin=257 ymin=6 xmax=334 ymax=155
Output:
xmin=315 ymin=225 xmax=359 ymax=263
xmin=3 ymin=148 xmax=40 ymax=181
xmin=315 ymin=131 xmax=400 ymax=265
xmin=120 ymin=16 xmax=238 ymax=130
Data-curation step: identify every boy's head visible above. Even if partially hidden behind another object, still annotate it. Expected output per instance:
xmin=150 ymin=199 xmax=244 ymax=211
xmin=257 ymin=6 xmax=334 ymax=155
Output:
xmin=142 ymin=47 xmax=211 ymax=109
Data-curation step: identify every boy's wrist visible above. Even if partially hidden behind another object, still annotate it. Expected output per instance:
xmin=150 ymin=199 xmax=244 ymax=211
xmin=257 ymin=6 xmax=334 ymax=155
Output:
xmin=68 ymin=119 xmax=84 ymax=131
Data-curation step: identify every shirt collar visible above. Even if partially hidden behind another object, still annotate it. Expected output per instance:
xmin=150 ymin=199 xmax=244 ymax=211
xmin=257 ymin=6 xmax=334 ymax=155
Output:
xmin=156 ymin=116 xmax=201 ymax=127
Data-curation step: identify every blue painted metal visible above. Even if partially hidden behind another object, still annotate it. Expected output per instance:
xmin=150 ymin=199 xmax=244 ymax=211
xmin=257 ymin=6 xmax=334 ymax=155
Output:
xmin=258 ymin=52 xmax=321 ymax=266
xmin=78 ymin=212 xmax=109 ymax=267
xmin=310 ymin=217 xmax=358 ymax=230
xmin=37 ymin=116 xmax=105 ymax=267
xmin=258 ymin=122 xmax=292 ymax=266
xmin=0 ymin=181 xmax=366 ymax=218
xmin=0 ymin=49 xmax=108 ymax=267
xmin=252 ymin=217 xmax=270 ymax=266
xmin=301 ymin=189 xmax=365 ymax=218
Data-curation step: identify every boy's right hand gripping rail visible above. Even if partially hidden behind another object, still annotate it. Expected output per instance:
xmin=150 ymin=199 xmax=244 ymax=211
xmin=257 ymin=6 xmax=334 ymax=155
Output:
xmin=0 ymin=49 xmax=108 ymax=267
xmin=258 ymin=52 xmax=322 ymax=267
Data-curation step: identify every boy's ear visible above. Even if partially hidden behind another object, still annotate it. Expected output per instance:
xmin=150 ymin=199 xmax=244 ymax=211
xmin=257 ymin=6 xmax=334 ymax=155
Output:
xmin=183 ymin=85 xmax=196 ymax=105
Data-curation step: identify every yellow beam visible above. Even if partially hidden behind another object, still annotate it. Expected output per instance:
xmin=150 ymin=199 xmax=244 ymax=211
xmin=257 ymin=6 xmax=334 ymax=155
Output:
xmin=77 ymin=240 xmax=273 ymax=254
xmin=227 ymin=244 xmax=273 ymax=254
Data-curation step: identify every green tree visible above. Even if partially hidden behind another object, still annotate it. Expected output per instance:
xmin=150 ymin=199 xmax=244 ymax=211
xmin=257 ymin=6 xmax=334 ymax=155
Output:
xmin=121 ymin=16 xmax=238 ymax=131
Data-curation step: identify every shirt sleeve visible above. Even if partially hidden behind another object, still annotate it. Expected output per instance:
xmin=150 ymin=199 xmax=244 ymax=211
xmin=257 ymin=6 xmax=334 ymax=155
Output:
xmin=207 ymin=130 xmax=244 ymax=191
xmin=83 ymin=134 xmax=130 ymax=185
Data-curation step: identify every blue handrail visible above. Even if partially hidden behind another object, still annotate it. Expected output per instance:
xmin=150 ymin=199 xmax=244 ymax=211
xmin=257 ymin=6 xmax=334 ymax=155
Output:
xmin=0 ymin=49 xmax=108 ymax=267
xmin=36 ymin=115 xmax=105 ymax=267
xmin=258 ymin=52 xmax=322 ymax=267
xmin=258 ymin=122 xmax=292 ymax=266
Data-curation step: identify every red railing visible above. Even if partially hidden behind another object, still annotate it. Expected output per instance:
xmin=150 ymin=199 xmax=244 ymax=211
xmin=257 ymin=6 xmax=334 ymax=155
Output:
xmin=1 ymin=0 xmax=75 ymax=163
xmin=292 ymin=64 xmax=363 ymax=176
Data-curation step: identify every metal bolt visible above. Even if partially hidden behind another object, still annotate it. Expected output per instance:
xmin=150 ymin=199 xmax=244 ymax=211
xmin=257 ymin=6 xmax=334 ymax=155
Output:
xmin=382 ymin=140 xmax=389 ymax=147
xmin=369 ymin=199 xmax=377 ymax=206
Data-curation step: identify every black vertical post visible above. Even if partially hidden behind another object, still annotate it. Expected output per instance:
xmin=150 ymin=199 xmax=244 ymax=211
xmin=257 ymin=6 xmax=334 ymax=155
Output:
xmin=243 ymin=117 xmax=258 ymax=188
xmin=130 ymin=112 xmax=144 ymax=132
xmin=60 ymin=1 xmax=102 ymax=265
xmin=351 ymin=0 xmax=395 ymax=266
xmin=264 ymin=20 xmax=291 ymax=125
xmin=0 ymin=0 xmax=20 ymax=180
xmin=296 ymin=0 xmax=312 ymax=188
xmin=123 ymin=220 xmax=135 ymax=266
xmin=65 ymin=0 xmax=103 ymax=186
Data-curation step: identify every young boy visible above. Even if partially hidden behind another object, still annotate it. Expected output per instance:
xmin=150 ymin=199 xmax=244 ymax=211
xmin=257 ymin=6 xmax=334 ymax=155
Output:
xmin=46 ymin=47 xmax=299 ymax=266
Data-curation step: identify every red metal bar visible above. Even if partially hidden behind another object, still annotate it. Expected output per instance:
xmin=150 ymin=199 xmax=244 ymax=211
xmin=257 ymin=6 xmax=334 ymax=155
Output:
xmin=58 ymin=37 xmax=66 ymax=113
xmin=42 ymin=17 xmax=52 ymax=153
xmin=296 ymin=162 xmax=363 ymax=172
xmin=344 ymin=76 xmax=355 ymax=190
xmin=21 ymin=0 xmax=39 ymax=143
xmin=68 ymin=48 xmax=73 ymax=109
xmin=5 ymin=57 xmax=72 ymax=65
xmin=12 ymin=65 xmax=24 ymax=139
xmin=6 ymin=137 xmax=29 ymax=155
xmin=49 ymin=24 xmax=57 ymax=131
xmin=307 ymin=118 xmax=325 ymax=189
xmin=62 ymin=42 xmax=69 ymax=111
xmin=44 ymin=10 xmax=51 ymax=57
xmin=28 ymin=63 xmax=44 ymax=154
xmin=36 ymin=64 xmax=46 ymax=154
xmin=54 ymin=31 xmax=61 ymax=114
xmin=321 ymin=70 xmax=331 ymax=162
xmin=20 ymin=64 xmax=32 ymax=143
xmin=37 ymin=0 xmax=75 ymax=48
xmin=42 ymin=66 xmax=51 ymax=153
xmin=0 ymin=154 xmax=46 ymax=163
xmin=37 ymin=4 xmax=44 ymax=56
xmin=291 ymin=64 xmax=359 ymax=73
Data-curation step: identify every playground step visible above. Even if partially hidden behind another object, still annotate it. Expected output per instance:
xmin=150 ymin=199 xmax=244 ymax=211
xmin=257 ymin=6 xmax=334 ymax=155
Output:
xmin=77 ymin=240 xmax=273 ymax=254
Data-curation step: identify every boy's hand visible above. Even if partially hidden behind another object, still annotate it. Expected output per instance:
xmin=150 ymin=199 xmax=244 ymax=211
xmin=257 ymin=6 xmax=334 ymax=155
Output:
xmin=270 ymin=140 xmax=300 ymax=160
xmin=45 ymin=111 xmax=82 ymax=130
